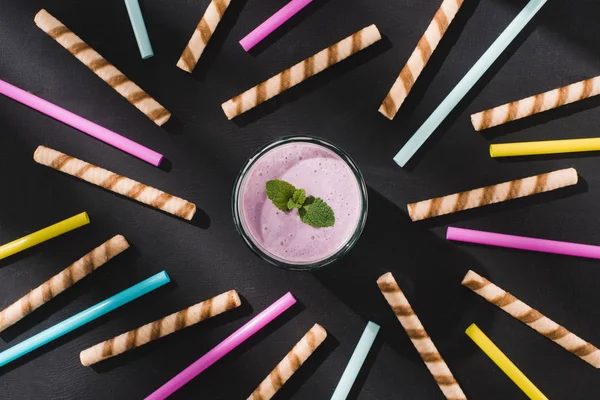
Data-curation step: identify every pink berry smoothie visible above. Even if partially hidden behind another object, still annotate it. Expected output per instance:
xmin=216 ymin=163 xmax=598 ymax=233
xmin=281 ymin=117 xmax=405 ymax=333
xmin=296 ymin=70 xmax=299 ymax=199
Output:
xmin=234 ymin=138 xmax=367 ymax=268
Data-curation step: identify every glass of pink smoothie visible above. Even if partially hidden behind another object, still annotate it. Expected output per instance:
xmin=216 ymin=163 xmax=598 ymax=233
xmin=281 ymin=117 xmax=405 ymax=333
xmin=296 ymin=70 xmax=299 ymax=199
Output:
xmin=232 ymin=136 xmax=368 ymax=270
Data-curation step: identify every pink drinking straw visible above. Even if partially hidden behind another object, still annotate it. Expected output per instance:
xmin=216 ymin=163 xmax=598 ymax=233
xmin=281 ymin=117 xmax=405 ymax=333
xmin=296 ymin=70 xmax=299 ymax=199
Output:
xmin=0 ymin=79 xmax=163 ymax=167
xmin=447 ymin=227 xmax=600 ymax=260
xmin=145 ymin=292 xmax=297 ymax=400
xmin=239 ymin=0 xmax=313 ymax=51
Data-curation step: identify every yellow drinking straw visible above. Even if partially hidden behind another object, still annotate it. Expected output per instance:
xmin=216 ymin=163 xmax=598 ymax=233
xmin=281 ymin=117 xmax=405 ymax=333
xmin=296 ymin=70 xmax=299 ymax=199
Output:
xmin=0 ymin=212 xmax=90 ymax=260
xmin=490 ymin=138 xmax=600 ymax=158
xmin=466 ymin=324 xmax=548 ymax=400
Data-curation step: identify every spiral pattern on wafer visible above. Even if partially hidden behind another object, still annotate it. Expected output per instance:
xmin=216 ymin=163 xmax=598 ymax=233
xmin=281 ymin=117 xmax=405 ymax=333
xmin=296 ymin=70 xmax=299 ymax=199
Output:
xmin=462 ymin=270 xmax=600 ymax=368
xmin=0 ymin=235 xmax=129 ymax=333
xmin=407 ymin=168 xmax=578 ymax=221
xmin=177 ymin=0 xmax=232 ymax=73
xmin=221 ymin=25 xmax=382 ymax=119
xmin=34 ymin=146 xmax=196 ymax=220
xmin=472 ymin=76 xmax=600 ymax=131
xmin=247 ymin=324 xmax=327 ymax=400
xmin=34 ymin=9 xmax=171 ymax=126
xmin=377 ymin=273 xmax=467 ymax=400
xmin=80 ymin=290 xmax=241 ymax=366
xmin=379 ymin=0 xmax=464 ymax=120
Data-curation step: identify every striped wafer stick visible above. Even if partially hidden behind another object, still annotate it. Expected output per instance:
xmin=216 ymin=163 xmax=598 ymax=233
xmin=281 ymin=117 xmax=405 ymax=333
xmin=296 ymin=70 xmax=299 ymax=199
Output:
xmin=80 ymin=290 xmax=241 ymax=366
xmin=33 ymin=146 xmax=196 ymax=220
xmin=221 ymin=24 xmax=382 ymax=120
xmin=472 ymin=75 xmax=600 ymax=131
xmin=408 ymin=168 xmax=578 ymax=222
xmin=247 ymin=323 xmax=327 ymax=400
xmin=377 ymin=273 xmax=466 ymax=400
xmin=34 ymin=9 xmax=171 ymax=126
xmin=462 ymin=270 xmax=600 ymax=368
xmin=379 ymin=0 xmax=464 ymax=120
xmin=177 ymin=0 xmax=232 ymax=73
xmin=0 ymin=235 xmax=128 ymax=333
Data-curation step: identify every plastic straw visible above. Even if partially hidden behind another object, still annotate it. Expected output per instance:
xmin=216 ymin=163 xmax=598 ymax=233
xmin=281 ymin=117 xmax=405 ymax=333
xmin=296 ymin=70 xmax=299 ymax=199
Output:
xmin=0 ymin=79 xmax=163 ymax=166
xmin=124 ymin=0 xmax=154 ymax=59
xmin=330 ymin=321 xmax=380 ymax=400
xmin=447 ymin=226 xmax=600 ymax=259
xmin=239 ymin=0 xmax=312 ymax=51
xmin=146 ymin=292 xmax=297 ymax=400
xmin=0 ymin=271 xmax=170 ymax=368
xmin=490 ymin=138 xmax=600 ymax=158
xmin=466 ymin=324 xmax=548 ymax=400
xmin=0 ymin=212 xmax=90 ymax=260
xmin=393 ymin=0 xmax=548 ymax=167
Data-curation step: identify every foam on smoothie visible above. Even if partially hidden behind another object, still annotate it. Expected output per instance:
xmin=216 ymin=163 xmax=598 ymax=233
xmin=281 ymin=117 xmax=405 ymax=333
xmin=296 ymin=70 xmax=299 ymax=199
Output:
xmin=241 ymin=142 xmax=362 ymax=264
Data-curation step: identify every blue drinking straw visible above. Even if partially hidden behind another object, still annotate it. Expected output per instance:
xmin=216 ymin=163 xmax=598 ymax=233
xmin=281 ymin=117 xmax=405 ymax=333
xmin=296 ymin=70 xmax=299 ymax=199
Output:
xmin=330 ymin=321 xmax=380 ymax=400
xmin=124 ymin=0 xmax=154 ymax=59
xmin=0 ymin=271 xmax=170 ymax=368
xmin=393 ymin=0 xmax=548 ymax=167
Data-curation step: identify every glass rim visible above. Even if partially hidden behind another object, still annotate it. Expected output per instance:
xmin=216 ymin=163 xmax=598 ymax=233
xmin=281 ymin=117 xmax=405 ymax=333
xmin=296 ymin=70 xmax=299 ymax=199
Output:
xmin=232 ymin=135 xmax=368 ymax=271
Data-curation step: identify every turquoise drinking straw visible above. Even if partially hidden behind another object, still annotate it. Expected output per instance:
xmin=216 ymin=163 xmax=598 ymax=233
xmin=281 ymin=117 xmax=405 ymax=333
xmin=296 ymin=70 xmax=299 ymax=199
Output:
xmin=0 ymin=271 xmax=170 ymax=368
xmin=331 ymin=321 xmax=380 ymax=400
xmin=124 ymin=0 xmax=154 ymax=59
xmin=393 ymin=0 xmax=548 ymax=167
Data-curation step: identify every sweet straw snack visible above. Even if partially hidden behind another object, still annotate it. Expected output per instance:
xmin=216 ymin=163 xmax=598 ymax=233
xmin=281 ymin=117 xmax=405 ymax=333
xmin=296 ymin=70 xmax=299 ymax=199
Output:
xmin=0 ymin=235 xmax=129 ymax=333
xmin=80 ymin=290 xmax=241 ymax=366
xmin=490 ymin=138 xmax=600 ymax=158
xmin=379 ymin=0 xmax=465 ymax=119
xmin=0 ymin=271 xmax=170 ymax=368
xmin=34 ymin=9 xmax=171 ymax=126
xmin=0 ymin=79 xmax=163 ymax=166
xmin=247 ymin=323 xmax=327 ymax=400
xmin=447 ymin=227 xmax=600 ymax=259
xmin=408 ymin=168 xmax=578 ymax=221
xmin=176 ymin=0 xmax=233 ymax=73
xmin=34 ymin=146 xmax=196 ymax=221
xmin=466 ymin=324 xmax=549 ymax=400
xmin=463 ymin=270 xmax=600 ymax=368
xmin=146 ymin=293 xmax=296 ymax=400
xmin=0 ymin=212 xmax=89 ymax=260
xmin=377 ymin=273 xmax=466 ymax=400
xmin=222 ymin=25 xmax=382 ymax=119
xmin=393 ymin=0 xmax=548 ymax=167
xmin=124 ymin=0 xmax=154 ymax=59
xmin=472 ymin=75 xmax=600 ymax=131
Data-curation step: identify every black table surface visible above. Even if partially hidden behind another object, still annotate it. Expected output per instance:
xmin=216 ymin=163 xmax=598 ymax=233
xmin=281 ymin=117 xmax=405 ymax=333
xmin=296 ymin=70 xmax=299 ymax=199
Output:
xmin=1 ymin=0 xmax=599 ymax=399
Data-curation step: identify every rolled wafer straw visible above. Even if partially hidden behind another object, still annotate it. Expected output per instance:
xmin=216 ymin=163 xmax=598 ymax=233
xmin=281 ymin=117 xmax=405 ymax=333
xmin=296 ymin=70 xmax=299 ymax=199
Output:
xmin=34 ymin=9 xmax=171 ymax=126
xmin=331 ymin=321 xmax=380 ymax=400
xmin=379 ymin=0 xmax=465 ymax=120
xmin=0 ymin=271 xmax=170 ymax=368
xmin=124 ymin=0 xmax=154 ymax=59
xmin=447 ymin=227 xmax=600 ymax=259
xmin=0 ymin=79 xmax=163 ymax=166
xmin=222 ymin=25 xmax=382 ymax=120
xmin=80 ymin=290 xmax=242 ymax=366
xmin=394 ymin=0 xmax=548 ymax=167
xmin=34 ymin=146 xmax=196 ymax=220
xmin=145 ymin=292 xmax=296 ymax=400
xmin=490 ymin=138 xmax=600 ymax=158
xmin=176 ymin=0 xmax=233 ymax=73
xmin=466 ymin=324 xmax=548 ymax=400
xmin=377 ymin=273 xmax=466 ymax=400
xmin=239 ymin=0 xmax=312 ymax=52
xmin=408 ymin=168 xmax=578 ymax=221
xmin=462 ymin=270 xmax=600 ymax=368
xmin=247 ymin=323 xmax=327 ymax=400
xmin=472 ymin=75 xmax=600 ymax=131
xmin=0 ymin=235 xmax=129 ymax=333
xmin=0 ymin=212 xmax=89 ymax=260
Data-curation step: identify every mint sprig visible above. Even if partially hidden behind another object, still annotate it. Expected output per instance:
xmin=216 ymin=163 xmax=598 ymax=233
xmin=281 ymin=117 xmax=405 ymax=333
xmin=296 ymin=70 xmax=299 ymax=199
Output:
xmin=266 ymin=180 xmax=335 ymax=228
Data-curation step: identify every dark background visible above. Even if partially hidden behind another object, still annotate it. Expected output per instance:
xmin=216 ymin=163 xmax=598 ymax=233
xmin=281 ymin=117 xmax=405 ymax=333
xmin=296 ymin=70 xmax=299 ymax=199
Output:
xmin=1 ymin=0 xmax=599 ymax=398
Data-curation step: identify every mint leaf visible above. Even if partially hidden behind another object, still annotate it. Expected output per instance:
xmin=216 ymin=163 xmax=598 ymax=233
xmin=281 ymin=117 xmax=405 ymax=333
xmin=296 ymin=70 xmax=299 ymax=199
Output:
xmin=292 ymin=189 xmax=306 ymax=206
xmin=288 ymin=198 xmax=302 ymax=210
xmin=266 ymin=180 xmax=296 ymax=211
xmin=298 ymin=197 xmax=335 ymax=227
